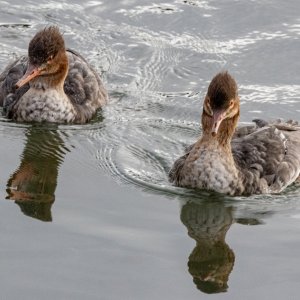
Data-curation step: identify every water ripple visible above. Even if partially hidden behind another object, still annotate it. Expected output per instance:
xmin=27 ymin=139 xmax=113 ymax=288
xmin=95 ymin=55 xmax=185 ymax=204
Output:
xmin=240 ymin=84 xmax=300 ymax=104
xmin=1 ymin=0 xmax=300 ymax=207
xmin=117 ymin=3 xmax=183 ymax=16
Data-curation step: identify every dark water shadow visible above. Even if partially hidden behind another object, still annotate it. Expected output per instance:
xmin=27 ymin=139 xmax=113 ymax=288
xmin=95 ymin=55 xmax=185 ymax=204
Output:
xmin=180 ymin=195 xmax=265 ymax=294
xmin=5 ymin=125 xmax=69 ymax=222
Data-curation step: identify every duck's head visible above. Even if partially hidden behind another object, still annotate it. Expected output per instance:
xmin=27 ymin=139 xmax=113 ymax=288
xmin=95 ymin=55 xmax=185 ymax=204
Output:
xmin=202 ymin=72 xmax=240 ymax=138
xmin=16 ymin=26 xmax=68 ymax=89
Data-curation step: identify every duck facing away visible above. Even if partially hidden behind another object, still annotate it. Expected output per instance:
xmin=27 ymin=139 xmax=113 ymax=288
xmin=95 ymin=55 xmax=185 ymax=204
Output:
xmin=0 ymin=26 xmax=107 ymax=123
xmin=169 ymin=72 xmax=300 ymax=196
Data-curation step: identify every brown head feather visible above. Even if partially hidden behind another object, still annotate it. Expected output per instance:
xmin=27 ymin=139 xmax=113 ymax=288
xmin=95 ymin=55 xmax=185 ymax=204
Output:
xmin=202 ymin=72 xmax=240 ymax=145
xmin=207 ymin=71 xmax=238 ymax=110
xmin=28 ymin=26 xmax=65 ymax=66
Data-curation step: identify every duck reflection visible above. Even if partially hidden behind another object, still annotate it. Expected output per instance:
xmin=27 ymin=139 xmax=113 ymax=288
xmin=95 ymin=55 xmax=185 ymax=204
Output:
xmin=180 ymin=199 xmax=264 ymax=294
xmin=6 ymin=126 xmax=68 ymax=221
xmin=181 ymin=200 xmax=234 ymax=293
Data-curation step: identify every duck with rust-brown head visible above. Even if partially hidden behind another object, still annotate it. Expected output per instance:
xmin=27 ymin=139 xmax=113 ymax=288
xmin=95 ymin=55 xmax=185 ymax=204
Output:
xmin=169 ymin=72 xmax=300 ymax=196
xmin=0 ymin=26 xmax=107 ymax=123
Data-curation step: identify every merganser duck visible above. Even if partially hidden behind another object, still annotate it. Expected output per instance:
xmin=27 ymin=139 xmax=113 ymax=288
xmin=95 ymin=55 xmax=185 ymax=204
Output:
xmin=0 ymin=26 xmax=107 ymax=123
xmin=169 ymin=72 xmax=300 ymax=196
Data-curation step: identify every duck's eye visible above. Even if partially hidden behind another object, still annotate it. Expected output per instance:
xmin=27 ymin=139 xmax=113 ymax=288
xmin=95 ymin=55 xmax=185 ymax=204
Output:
xmin=225 ymin=99 xmax=236 ymax=117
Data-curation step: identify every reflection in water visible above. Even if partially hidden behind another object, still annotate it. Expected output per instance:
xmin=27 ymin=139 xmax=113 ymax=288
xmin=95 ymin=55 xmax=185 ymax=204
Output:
xmin=180 ymin=199 xmax=264 ymax=294
xmin=180 ymin=200 xmax=234 ymax=294
xmin=6 ymin=126 xmax=68 ymax=221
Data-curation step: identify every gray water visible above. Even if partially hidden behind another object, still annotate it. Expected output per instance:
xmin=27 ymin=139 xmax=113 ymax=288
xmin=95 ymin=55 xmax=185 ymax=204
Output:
xmin=1 ymin=0 xmax=300 ymax=299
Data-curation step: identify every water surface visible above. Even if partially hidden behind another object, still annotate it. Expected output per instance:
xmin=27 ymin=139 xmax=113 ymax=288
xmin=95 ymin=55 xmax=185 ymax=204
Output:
xmin=1 ymin=0 xmax=300 ymax=299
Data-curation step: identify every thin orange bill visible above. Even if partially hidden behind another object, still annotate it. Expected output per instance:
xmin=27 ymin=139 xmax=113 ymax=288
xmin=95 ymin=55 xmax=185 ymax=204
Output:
xmin=16 ymin=64 xmax=41 ymax=89
xmin=211 ymin=110 xmax=226 ymax=136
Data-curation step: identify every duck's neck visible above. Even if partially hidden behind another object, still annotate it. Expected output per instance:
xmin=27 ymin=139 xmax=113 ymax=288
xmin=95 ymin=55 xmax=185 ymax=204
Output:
xmin=30 ymin=53 xmax=68 ymax=92
xmin=201 ymin=109 xmax=240 ymax=149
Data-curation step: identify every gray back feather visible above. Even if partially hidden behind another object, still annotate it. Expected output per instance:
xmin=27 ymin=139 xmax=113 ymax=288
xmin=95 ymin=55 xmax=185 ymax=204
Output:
xmin=232 ymin=119 xmax=300 ymax=193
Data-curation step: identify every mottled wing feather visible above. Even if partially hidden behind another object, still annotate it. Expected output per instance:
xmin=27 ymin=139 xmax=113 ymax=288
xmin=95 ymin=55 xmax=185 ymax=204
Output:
xmin=233 ymin=118 xmax=272 ymax=138
xmin=169 ymin=140 xmax=197 ymax=184
xmin=65 ymin=49 xmax=107 ymax=123
xmin=0 ymin=56 xmax=29 ymax=115
xmin=233 ymin=118 xmax=300 ymax=138
xmin=232 ymin=120 xmax=300 ymax=193
xmin=169 ymin=150 xmax=190 ymax=185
